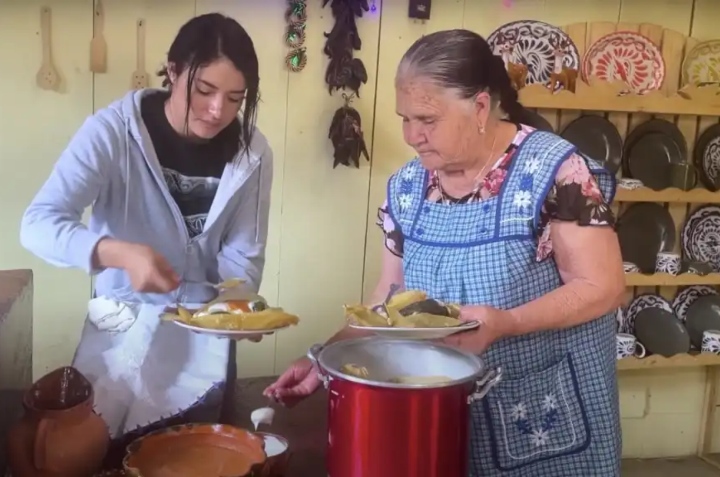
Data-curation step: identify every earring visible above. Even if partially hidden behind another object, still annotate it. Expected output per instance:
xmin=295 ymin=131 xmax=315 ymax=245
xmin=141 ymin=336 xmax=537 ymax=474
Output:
xmin=479 ymin=123 xmax=486 ymax=134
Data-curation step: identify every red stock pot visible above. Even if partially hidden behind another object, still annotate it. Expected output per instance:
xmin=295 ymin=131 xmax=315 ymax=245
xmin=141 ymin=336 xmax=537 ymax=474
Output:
xmin=307 ymin=337 xmax=502 ymax=477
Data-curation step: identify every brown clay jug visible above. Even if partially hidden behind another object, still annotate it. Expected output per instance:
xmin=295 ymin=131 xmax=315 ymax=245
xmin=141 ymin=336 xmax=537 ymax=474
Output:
xmin=7 ymin=366 xmax=110 ymax=477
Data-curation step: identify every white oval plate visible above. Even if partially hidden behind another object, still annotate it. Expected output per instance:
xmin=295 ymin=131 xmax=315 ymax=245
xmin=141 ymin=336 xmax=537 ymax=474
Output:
xmin=170 ymin=319 xmax=292 ymax=339
xmin=163 ymin=304 xmax=292 ymax=339
xmin=348 ymin=320 xmax=479 ymax=340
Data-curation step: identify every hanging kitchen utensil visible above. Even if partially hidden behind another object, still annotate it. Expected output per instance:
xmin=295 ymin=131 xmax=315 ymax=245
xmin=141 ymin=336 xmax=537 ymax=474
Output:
xmin=89 ymin=0 xmax=107 ymax=73
xmin=36 ymin=6 xmax=60 ymax=92
xmin=130 ymin=19 xmax=149 ymax=89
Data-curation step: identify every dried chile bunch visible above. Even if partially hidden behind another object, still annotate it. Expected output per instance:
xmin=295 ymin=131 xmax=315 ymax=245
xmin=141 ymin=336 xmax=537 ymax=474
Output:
xmin=328 ymin=94 xmax=369 ymax=168
xmin=322 ymin=0 xmax=369 ymax=97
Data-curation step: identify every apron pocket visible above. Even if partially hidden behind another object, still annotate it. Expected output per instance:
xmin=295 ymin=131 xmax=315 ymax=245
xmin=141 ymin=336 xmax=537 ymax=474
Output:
xmin=482 ymin=353 xmax=590 ymax=471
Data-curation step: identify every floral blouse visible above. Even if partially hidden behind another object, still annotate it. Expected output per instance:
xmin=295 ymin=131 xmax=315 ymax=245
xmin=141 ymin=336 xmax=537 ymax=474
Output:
xmin=377 ymin=124 xmax=615 ymax=262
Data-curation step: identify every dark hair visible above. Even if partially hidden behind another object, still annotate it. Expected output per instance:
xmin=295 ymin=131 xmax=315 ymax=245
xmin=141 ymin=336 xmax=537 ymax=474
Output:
xmin=158 ymin=13 xmax=260 ymax=159
xmin=397 ymin=29 xmax=531 ymax=125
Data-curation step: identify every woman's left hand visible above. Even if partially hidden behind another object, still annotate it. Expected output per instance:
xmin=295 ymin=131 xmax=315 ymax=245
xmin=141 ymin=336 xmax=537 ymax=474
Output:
xmin=442 ymin=305 xmax=510 ymax=354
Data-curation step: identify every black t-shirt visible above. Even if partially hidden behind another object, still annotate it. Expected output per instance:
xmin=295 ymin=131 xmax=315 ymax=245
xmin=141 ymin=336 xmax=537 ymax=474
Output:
xmin=141 ymin=92 xmax=236 ymax=237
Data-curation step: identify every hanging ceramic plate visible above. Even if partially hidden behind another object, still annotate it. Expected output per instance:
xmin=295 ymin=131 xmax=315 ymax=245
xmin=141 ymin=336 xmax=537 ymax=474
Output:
xmin=681 ymin=205 xmax=720 ymax=271
xmin=624 ymin=132 xmax=684 ymax=190
xmin=560 ymin=115 xmax=623 ymax=173
xmin=623 ymin=118 xmax=688 ymax=168
xmin=624 ymin=294 xmax=673 ymax=334
xmin=681 ymin=40 xmax=720 ymax=86
xmin=634 ymin=308 xmax=690 ymax=357
xmin=672 ymin=285 xmax=718 ymax=321
xmin=685 ymin=295 xmax=720 ymax=349
xmin=524 ymin=110 xmax=554 ymax=132
xmin=693 ymin=124 xmax=720 ymax=191
xmin=487 ymin=20 xmax=580 ymax=86
xmin=582 ymin=31 xmax=665 ymax=94
xmin=617 ymin=202 xmax=676 ymax=273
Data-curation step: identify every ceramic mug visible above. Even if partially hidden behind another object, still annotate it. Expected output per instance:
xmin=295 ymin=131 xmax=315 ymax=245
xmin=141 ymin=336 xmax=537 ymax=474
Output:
xmin=623 ymin=262 xmax=640 ymax=273
xmin=616 ymin=333 xmax=646 ymax=360
xmin=701 ymin=330 xmax=720 ymax=354
xmin=618 ymin=178 xmax=643 ymax=190
xmin=655 ymin=252 xmax=681 ymax=275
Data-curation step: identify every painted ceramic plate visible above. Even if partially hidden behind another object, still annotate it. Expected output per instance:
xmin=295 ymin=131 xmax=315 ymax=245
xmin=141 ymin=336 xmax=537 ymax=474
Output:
xmin=624 ymin=294 xmax=673 ymax=334
xmin=582 ymin=31 xmax=665 ymax=94
xmin=672 ymin=285 xmax=718 ymax=321
xmin=681 ymin=205 xmax=720 ymax=272
xmin=682 ymin=40 xmax=720 ymax=86
xmin=693 ymin=124 xmax=720 ymax=191
xmin=487 ymin=20 xmax=580 ymax=86
xmin=349 ymin=320 xmax=479 ymax=340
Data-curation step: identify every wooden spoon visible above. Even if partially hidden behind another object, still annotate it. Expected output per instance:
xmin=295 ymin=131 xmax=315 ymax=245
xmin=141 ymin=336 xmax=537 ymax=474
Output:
xmin=130 ymin=18 xmax=149 ymax=89
xmin=89 ymin=0 xmax=107 ymax=73
xmin=36 ymin=6 xmax=60 ymax=91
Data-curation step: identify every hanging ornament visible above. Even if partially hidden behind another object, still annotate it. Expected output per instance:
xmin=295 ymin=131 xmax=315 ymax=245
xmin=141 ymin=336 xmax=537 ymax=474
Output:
xmin=328 ymin=94 xmax=369 ymax=169
xmin=283 ymin=0 xmax=307 ymax=72
xmin=284 ymin=23 xmax=306 ymax=49
xmin=322 ymin=0 xmax=369 ymax=96
xmin=285 ymin=0 xmax=307 ymax=25
xmin=285 ymin=47 xmax=307 ymax=72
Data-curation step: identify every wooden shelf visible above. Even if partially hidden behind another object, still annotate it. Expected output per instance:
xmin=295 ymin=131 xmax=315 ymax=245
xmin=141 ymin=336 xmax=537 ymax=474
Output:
xmin=625 ymin=273 xmax=720 ymax=286
xmin=616 ymin=187 xmax=720 ymax=203
xmin=519 ymin=80 xmax=720 ymax=116
xmin=618 ymin=353 xmax=720 ymax=370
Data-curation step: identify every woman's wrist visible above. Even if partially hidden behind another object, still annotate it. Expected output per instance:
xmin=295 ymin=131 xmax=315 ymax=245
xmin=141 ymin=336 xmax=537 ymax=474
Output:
xmin=92 ymin=237 xmax=130 ymax=269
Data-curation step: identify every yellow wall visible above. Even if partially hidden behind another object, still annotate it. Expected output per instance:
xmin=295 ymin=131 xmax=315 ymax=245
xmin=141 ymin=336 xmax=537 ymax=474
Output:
xmin=0 ymin=0 xmax=718 ymax=459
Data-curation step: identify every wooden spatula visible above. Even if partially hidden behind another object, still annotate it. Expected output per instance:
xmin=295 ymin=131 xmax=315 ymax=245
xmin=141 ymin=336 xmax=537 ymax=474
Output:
xmin=130 ymin=18 xmax=149 ymax=89
xmin=89 ymin=0 xmax=107 ymax=73
xmin=36 ymin=6 xmax=60 ymax=91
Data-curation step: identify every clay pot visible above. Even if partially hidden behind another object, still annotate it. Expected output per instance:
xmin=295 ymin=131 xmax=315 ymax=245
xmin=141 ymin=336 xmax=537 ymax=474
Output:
xmin=123 ymin=423 xmax=266 ymax=476
xmin=6 ymin=366 xmax=110 ymax=477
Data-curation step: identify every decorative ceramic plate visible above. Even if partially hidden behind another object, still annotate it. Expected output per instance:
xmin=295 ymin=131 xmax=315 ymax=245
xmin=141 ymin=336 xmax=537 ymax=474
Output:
xmin=624 ymin=294 xmax=673 ymax=334
xmin=487 ymin=20 xmax=580 ymax=86
xmin=625 ymin=132 xmax=684 ymax=190
xmin=682 ymin=40 xmax=720 ymax=86
xmin=681 ymin=205 xmax=720 ymax=271
xmin=349 ymin=321 xmax=479 ymax=340
xmin=582 ymin=31 xmax=665 ymax=94
xmin=617 ymin=203 xmax=676 ymax=273
xmin=163 ymin=304 xmax=295 ymax=339
xmin=693 ymin=124 xmax=720 ymax=191
xmin=560 ymin=115 xmax=623 ymax=173
xmin=672 ymin=285 xmax=718 ymax=321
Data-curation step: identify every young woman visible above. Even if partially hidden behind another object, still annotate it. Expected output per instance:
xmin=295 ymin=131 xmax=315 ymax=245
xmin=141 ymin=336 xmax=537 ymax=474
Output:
xmin=20 ymin=13 xmax=271 ymax=464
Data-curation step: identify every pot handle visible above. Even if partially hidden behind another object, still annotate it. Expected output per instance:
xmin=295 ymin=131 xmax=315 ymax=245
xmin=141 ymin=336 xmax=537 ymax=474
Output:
xmin=33 ymin=417 xmax=52 ymax=470
xmin=307 ymin=344 xmax=331 ymax=389
xmin=468 ymin=366 xmax=503 ymax=403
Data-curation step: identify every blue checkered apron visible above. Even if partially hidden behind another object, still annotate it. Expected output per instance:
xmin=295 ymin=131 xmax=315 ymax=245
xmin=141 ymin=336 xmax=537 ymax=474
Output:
xmin=387 ymin=131 xmax=621 ymax=476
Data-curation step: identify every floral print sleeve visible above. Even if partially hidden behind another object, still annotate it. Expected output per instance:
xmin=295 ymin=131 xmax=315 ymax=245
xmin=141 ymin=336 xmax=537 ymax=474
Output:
xmin=535 ymin=153 xmax=615 ymax=261
xmin=377 ymin=199 xmax=404 ymax=257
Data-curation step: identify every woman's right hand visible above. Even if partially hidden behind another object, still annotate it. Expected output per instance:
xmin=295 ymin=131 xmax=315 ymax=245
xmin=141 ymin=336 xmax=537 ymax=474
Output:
xmin=263 ymin=356 xmax=321 ymax=407
xmin=95 ymin=239 xmax=180 ymax=293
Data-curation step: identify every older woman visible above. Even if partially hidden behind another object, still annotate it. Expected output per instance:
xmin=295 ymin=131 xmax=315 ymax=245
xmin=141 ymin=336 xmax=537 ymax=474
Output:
xmin=266 ymin=29 xmax=625 ymax=476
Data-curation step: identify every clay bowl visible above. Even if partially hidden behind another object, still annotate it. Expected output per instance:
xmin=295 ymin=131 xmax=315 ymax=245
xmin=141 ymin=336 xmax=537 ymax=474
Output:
xmin=256 ymin=432 xmax=291 ymax=476
xmin=123 ymin=423 xmax=266 ymax=477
